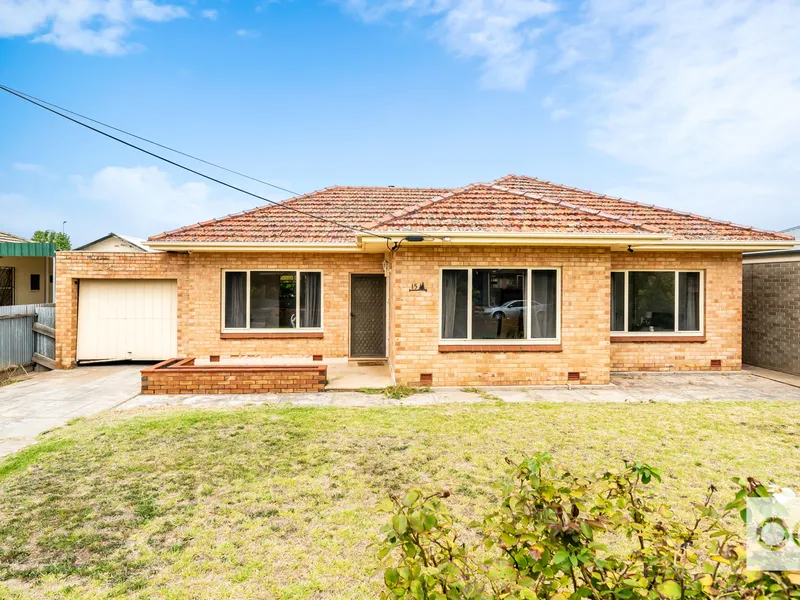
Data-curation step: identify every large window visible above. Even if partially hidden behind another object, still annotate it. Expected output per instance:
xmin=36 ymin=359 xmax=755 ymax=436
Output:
xmin=611 ymin=270 xmax=702 ymax=334
xmin=223 ymin=270 xmax=322 ymax=330
xmin=441 ymin=268 xmax=560 ymax=342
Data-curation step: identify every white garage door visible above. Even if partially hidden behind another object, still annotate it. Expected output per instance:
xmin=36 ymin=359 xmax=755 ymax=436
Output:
xmin=77 ymin=279 xmax=178 ymax=361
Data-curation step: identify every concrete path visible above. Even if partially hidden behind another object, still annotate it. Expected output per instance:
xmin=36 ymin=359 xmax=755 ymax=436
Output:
xmin=0 ymin=365 xmax=141 ymax=457
xmin=119 ymin=370 xmax=800 ymax=411
xmin=3 ymin=367 xmax=800 ymax=460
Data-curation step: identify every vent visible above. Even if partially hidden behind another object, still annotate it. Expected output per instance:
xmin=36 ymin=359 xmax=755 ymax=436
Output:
xmin=420 ymin=373 xmax=433 ymax=386
xmin=313 ymin=354 xmax=323 ymax=362
xmin=710 ymin=359 xmax=722 ymax=370
xmin=210 ymin=355 xmax=220 ymax=363
xmin=567 ymin=372 xmax=581 ymax=382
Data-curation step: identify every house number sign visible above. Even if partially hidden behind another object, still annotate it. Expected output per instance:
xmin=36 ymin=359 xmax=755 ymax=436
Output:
xmin=409 ymin=282 xmax=427 ymax=292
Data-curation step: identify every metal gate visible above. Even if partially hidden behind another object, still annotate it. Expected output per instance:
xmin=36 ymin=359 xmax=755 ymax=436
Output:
xmin=350 ymin=274 xmax=386 ymax=358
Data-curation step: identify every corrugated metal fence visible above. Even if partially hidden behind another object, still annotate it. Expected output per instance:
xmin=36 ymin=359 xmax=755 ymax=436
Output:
xmin=0 ymin=303 xmax=56 ymax=369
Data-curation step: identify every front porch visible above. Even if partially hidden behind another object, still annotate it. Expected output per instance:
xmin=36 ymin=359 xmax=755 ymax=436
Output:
xmin=140 ymin=356 xmax=394 ymax=395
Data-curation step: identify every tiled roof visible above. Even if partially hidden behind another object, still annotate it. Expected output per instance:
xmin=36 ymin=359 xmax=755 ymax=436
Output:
xmin=493 ymin=175 xmax=792 ymax=242
xmin=148 ymin=187 xmax=448 ymax=244
xmin=148 ymin=176 xmax=791 ymax=243
xmin=368 ymin=185 xmax=659 ymax=235
xmin=0 ymin=231 xmax=30 ymax=243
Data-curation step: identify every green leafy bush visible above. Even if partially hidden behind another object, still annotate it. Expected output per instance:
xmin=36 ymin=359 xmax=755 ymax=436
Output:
xmin=376 ymin=453 xmax=800 ymax=599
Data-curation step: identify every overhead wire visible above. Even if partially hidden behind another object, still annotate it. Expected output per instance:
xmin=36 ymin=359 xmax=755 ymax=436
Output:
xmin=0 ymin=83 xmax=445 ymax=243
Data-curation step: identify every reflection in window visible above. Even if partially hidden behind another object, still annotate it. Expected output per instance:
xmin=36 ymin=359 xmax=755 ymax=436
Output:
xmin=472 ymin=269 xmax=527 ymax=340
xmin=250 ymin=271 xmax=296 ymax=329
xmin=628 ymin=271 xmax=675 ymax=332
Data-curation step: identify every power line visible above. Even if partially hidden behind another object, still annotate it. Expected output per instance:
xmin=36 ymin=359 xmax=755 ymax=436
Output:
xmin=0 ymin=84 xmax=302 ymax=197
xmin=0 ymin=83 xmax=396 ymax=242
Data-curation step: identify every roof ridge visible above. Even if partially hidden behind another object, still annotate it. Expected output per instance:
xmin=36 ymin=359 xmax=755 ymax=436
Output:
xmin=495 ymin=174 xmax=793 ymax=240
xmin=489 ymin=185 xmax=662 ymax=234
xmin=367 ymin=182 xmax=662 ymax=234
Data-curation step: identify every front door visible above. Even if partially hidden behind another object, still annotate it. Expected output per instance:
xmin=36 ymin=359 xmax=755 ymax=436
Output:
xmin=350 ymin=274 xmax=386 ymax=358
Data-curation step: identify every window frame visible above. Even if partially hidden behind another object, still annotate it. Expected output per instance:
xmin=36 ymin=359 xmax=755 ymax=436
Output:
xmin=610 ymin=269 xmax=704 ymax=336
xmin=30 ymin=273 xmax=41 ymax=292
xmin=438 ymin=266 xmax=562 ymax=345
xmin=220 ymin=269 xmax=324 ymax=333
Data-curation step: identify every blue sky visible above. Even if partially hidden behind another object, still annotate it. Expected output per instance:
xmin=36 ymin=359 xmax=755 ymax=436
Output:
xmin=1 ymin=0 xmax=799 ymax=246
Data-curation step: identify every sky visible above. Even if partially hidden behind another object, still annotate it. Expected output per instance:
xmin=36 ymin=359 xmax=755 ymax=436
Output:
xmin=1 ymin=0 xmax=799 ymax=246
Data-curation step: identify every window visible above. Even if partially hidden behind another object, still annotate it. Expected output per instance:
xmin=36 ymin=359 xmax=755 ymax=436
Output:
xmin=611 ymin=270 xmax=703 ymax=334
xmin=223 ymin=270 xmax=322 ymax=330
xmin=0 ymin=267 xmax=13 ymax=306
xmin=30 ymin=274 xmax=41 ymax=292
xmin=441 ymin=268 xmax=560 ymax=342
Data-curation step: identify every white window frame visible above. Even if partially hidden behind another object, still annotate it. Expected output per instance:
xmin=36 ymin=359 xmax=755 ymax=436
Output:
xmin=438 ymin=266 xmax=562 ymax=345
xmin=221 ymin=269 xmax=324 ymax=332
xmin=611 ymin=269 xmax=704 ymax=336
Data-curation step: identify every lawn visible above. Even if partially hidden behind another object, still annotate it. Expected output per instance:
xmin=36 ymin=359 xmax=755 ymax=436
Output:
xmin=0 ymin=400 xmax=798 ymax=599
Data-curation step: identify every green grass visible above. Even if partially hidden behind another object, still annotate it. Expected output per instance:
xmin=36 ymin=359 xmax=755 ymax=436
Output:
xmin=0 ymin=401 xmax=799 ymax=599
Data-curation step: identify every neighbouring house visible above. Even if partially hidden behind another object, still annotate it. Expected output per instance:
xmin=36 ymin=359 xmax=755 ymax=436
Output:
xmin=0 ymin=231 xmax=55 ymax=306
xmin=75 ymin=233 xmax=157 ymax=253
xmin=54 ymin=175 xmax=793 ymax=387
xmin=742 ymin=225 xmax=800 ymax=377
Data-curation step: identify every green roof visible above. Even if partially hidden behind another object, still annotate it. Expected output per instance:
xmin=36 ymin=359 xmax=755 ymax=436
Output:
xmin=0 ymin=242 xmax=56 ymax=257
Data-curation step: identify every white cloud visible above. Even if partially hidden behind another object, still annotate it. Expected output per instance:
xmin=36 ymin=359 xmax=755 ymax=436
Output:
xmin=555 ymin=0 xmax=800 ymax=229
xmin=340 ymin=0 xmax=556 ymax=90
xmin=0 ymin=0 xmax=188 ymax=55
xmin=235 ymin=28 xmax=259 ymax=38
xmin=73 ymin=166 xmax=253 ymax=237
xmin=200 ymin=8 xmax=218 ymax=20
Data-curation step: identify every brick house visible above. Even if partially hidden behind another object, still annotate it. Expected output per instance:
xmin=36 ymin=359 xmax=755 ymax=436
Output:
xmin=55 ymin=175 xmax=793 ymax=387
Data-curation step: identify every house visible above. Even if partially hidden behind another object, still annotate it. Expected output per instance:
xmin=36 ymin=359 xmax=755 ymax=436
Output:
xmin=74 ymin=233 xmax=157 ymax=253
xmin=54 ymin=175 xmax=794 ymax=386
xmin=0 ymin=231 xmax=55 ymax=306
xmin=742 ymin=225 xmax=800 ymax=377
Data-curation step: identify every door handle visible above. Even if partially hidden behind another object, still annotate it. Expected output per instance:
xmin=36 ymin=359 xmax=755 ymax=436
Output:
xmin=350 ymin=313 xmax=356 ymax=318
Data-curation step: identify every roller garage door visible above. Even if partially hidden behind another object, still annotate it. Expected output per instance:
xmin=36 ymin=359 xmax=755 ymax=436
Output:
xmin=77 ymin=279 xmax=177 ymax=361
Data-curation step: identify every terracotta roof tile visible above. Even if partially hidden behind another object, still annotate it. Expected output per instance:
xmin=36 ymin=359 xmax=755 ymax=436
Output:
xmin=493 ymin=175 xmax=792 ymax=241
xmin=148 ymin=175 xmax=790 ymax=243
xmin=369 ymin=185 xmax=657 ymax=234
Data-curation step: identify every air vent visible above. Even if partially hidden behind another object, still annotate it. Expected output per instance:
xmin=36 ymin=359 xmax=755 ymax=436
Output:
xmin=710 ymin=359 xmax=722 ymax=370
xmin=313 ymin=354 xmax=323 ymax=362
xmin=567 ymin=372 xmax=581 ymax=382
xmin=420 ymin=373 xmax=433 ymax=386
xmin=210 ymin=355 xmax=220 ymax=363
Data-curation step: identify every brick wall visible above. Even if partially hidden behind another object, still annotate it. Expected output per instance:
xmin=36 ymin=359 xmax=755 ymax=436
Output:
xmin=56 ymin=248 xmax=744 ymax=384
xmin=55 ymin=251 xmax=383 ymax=368
xmin=389 ymin=246 xmax=613 ymax=386
xmin=141 ymin=359 xmax=327 ymax=394
xmin=610 ymin=252 xmax=742 ymax=372
xmin=743 ymin=258 xmax=800 ymax=376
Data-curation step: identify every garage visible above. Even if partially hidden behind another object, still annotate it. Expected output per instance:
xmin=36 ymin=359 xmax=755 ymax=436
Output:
xmin=77 ymin=279 xmax=178 ymax=362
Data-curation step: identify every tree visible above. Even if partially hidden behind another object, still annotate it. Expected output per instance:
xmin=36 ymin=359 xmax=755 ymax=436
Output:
xmin=31 ymin=230 xmax=71 ymax=251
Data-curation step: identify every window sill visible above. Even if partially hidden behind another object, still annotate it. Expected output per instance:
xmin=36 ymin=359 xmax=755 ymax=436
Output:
xmin=610 ymin=335 xmax=706 ymax=343
xmin=439 ymin=344 xmax=562 ymax=353
xmin=221 ymin=332 xmax=324 ymax=340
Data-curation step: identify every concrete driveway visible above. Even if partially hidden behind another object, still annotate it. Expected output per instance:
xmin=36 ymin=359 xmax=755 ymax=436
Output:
xmin=0 ymin=364 xmax=142 ymax=457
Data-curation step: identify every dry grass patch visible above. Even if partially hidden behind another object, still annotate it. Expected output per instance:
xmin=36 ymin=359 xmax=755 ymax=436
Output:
xmin=0 ymin=401 xmax=798 ymax=599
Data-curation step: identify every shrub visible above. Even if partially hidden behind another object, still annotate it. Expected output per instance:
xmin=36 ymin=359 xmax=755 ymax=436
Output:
xmin=376 ymin=453 xmax=800 ymax=599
